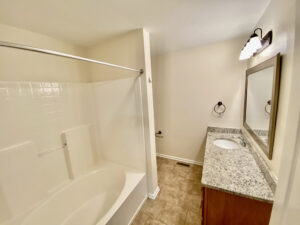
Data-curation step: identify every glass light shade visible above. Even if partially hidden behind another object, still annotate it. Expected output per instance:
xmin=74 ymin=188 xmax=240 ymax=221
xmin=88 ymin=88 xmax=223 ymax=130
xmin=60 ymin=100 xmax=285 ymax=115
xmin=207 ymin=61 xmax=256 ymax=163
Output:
xmin=239 ymin=50 xmax=249 ymax=60
xmin=239 ymin=45 xmax=253 ymax=60
xmin=239 ymin=35 xmax=262 ymax=60
xmin=248 ymin=36 xmax=262 ymax=51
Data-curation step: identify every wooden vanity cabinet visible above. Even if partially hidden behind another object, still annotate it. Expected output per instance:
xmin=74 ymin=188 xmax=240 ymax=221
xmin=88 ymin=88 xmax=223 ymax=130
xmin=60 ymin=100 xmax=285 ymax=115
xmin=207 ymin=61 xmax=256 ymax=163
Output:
xmin=201 ymin=187 xmax=273 ymax=225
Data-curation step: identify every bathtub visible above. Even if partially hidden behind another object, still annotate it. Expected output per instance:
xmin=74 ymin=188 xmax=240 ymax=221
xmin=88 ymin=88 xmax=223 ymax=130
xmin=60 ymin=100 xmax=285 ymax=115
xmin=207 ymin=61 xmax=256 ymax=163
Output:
xmin=20 ymin=161 xmax=146 ymax=225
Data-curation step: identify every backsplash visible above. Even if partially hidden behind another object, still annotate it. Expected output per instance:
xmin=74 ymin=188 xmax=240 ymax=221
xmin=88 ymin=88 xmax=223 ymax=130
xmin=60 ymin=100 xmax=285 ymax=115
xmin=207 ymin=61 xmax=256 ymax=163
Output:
xmin=242 ymin=128 xmax=278 ymax=193
xmin=207 ymin=126 xmax=241 ymax=134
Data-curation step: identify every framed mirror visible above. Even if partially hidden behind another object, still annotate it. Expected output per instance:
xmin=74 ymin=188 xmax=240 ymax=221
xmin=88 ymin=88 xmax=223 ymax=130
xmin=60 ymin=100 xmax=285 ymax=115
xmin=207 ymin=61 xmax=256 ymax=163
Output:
xmin=244 ymin=53 xmax=281 ymax=159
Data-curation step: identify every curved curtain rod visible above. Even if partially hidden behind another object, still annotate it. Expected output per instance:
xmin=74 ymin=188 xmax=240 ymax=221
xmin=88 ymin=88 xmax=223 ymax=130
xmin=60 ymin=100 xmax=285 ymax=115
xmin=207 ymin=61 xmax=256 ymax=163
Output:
xmin=0 ymin=41 xmax=143 ymax=75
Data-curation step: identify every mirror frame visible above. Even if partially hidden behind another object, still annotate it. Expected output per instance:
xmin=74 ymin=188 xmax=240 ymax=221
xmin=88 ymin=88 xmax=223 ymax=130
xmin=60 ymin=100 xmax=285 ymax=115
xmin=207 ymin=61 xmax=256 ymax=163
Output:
xmin=244 ymin=53 xmax=281 ymax=159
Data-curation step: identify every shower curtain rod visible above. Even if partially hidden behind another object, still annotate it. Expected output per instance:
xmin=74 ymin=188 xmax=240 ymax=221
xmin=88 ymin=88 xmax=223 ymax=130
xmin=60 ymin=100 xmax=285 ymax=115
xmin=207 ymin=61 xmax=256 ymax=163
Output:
xmin=0 ymin=41 xmax=143 ymax=75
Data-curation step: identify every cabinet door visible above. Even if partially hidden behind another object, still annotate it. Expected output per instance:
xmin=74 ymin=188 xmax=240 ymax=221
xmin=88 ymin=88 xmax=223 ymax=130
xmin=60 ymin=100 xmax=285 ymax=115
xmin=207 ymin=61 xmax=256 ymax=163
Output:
xmin=202 ymin=188 xmax=272 ymax=225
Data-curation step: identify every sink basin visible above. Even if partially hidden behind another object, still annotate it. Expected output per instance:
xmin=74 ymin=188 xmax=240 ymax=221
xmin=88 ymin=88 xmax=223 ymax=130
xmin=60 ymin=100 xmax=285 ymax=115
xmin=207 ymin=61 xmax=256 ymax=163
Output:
xmin=213 ymin=138 xmax=239 ymax=149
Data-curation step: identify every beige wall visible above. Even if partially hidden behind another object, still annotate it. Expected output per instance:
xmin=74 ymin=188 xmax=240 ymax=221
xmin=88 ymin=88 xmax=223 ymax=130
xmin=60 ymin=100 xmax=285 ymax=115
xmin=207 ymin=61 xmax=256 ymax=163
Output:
xmin=246 ymin=0 xmax=296 ymax=178
xmin=269 ymin=0 xmax=300 ymax=224
xmin=87 ymin=30 xmax=144 ymax=81
xmin=152 ymin=37 xmax=247 ymax=163
xmin=0 ymin=24 xmax=90 ymax=82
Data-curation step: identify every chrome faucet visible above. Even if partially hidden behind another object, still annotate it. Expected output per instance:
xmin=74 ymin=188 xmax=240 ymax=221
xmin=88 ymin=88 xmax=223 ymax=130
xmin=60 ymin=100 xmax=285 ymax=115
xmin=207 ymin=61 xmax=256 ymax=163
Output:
xmin=237 ymin=136 xmax=246 ymax=147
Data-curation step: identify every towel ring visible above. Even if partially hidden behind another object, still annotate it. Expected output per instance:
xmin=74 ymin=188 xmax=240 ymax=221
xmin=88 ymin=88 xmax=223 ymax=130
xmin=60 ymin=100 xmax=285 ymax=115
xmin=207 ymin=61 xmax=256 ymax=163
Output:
xmin=214 ymin=101 xmax=226 ymax=115
xmin=265 ymin=100 xmax=271 ymax=114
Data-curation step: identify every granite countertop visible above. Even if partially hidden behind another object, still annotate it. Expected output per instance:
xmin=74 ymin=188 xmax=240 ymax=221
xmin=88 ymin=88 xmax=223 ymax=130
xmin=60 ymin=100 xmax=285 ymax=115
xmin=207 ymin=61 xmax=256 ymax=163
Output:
xmin=201 ymin=129 xmax=274 ymax=203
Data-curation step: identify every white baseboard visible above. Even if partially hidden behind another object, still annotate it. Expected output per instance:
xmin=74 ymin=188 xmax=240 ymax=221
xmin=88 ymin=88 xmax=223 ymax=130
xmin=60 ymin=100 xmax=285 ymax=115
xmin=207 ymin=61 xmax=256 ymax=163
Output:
xmin=147 ymin=186 xmax=160 ymax=200
xmin=127 ymin=194 xmax=148 ymax=225
xmin=156 ymin=153 xmax=203 ymax=166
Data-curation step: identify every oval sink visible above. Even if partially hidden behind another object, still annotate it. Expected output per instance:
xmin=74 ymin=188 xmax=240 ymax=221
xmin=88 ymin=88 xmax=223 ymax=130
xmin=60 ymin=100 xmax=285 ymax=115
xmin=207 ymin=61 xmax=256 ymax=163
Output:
xmin=213 ymin=138 xmax=239 ymax=149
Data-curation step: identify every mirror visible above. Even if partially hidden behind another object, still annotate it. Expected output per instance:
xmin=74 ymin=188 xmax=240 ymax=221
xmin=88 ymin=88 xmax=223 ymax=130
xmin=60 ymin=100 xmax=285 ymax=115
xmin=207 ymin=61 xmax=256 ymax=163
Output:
xmin=244 ymin=54 xmax=281 ymax=159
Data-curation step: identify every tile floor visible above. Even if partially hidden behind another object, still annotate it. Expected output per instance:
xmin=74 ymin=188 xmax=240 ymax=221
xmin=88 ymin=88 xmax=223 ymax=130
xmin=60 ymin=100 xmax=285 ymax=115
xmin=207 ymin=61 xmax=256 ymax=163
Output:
xmin=132 ymin=156 xmax=203 ymax=225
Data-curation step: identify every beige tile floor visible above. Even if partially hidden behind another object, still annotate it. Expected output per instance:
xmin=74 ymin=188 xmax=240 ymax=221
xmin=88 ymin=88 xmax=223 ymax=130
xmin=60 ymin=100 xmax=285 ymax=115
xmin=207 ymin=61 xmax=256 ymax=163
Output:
xmin=132 ymin=156 xmax=203 ymax=225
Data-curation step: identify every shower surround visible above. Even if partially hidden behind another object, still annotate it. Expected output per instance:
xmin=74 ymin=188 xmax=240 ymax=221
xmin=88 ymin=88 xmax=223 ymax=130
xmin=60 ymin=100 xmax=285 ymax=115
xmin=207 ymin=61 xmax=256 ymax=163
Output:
xmin=0 ymin=77 xmax=147 ymax=225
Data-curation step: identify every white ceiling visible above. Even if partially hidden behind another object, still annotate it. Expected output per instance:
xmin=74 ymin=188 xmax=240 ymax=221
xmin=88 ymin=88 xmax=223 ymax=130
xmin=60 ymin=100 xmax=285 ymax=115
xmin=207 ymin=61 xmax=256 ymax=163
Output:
xmin=0 ymin=0 xmax=270 ymax=54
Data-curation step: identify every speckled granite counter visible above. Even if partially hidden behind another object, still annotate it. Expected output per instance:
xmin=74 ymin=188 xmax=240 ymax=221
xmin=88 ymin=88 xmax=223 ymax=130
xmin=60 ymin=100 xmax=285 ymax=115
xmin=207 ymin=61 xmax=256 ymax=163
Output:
xmin=201 ymin=128 xmax=274 ymax=203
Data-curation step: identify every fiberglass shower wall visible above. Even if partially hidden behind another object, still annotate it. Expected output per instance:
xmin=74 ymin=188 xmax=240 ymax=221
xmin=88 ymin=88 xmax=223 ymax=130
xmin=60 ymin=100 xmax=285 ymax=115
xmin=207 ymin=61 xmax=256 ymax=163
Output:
xmin=0 ymin=25 xmax=156 ymax=223
xmin=91 ymin=77 xmax=146 ymax=171
xmin=0 ymin=81 xmax=98 ymax=222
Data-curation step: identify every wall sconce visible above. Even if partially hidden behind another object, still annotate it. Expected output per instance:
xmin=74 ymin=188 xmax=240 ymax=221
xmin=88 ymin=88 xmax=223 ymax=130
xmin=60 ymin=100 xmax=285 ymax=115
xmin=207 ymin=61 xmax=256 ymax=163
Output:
xmin=239 ymin=28 xmax=273 ymax=60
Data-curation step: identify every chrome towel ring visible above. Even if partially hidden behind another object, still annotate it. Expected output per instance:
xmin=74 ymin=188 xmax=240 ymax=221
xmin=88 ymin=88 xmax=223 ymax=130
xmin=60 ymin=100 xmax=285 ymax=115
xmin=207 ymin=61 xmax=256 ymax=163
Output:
xmin=214 ymin=101 xmax=226 ymax=116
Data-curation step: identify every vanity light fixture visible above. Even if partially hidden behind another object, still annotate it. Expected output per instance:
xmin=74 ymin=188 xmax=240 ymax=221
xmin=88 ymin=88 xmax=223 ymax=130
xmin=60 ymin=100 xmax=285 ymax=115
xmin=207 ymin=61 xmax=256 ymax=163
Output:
xmin=239 ymin=28 xmax=273 ymax=61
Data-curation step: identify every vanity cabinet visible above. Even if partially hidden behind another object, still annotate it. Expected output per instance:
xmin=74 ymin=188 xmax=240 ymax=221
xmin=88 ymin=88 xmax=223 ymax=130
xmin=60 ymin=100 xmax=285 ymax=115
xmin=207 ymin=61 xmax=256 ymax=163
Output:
xmin=201 ymin=187 xmax=273 ymax=225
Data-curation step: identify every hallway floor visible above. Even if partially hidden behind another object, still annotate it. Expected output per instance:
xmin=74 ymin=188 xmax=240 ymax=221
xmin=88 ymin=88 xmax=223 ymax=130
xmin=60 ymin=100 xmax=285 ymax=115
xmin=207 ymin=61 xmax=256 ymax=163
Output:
xmin=132 ymin=156 xmax=203 ymax=225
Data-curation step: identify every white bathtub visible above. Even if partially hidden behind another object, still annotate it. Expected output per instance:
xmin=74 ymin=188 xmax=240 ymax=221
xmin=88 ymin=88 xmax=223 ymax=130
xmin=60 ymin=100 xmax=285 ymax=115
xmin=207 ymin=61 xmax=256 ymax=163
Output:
xmin=20 ymin=161 xmax=145 ymax=225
